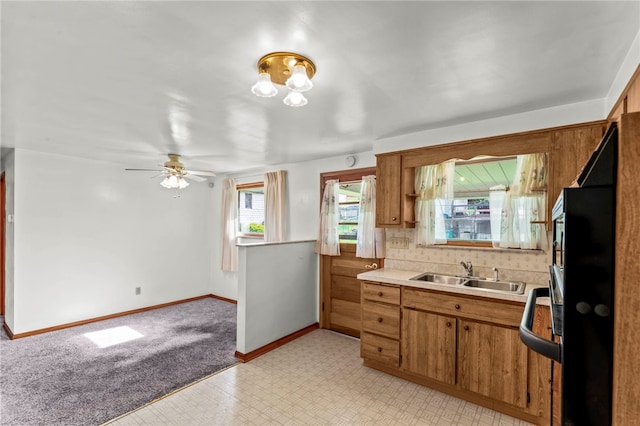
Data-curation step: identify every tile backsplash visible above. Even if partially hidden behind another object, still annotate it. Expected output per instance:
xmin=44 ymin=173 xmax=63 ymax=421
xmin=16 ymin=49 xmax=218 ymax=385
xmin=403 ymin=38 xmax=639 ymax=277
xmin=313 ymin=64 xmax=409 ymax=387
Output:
xmin=384 ymin=229 xmax=551 ymax=286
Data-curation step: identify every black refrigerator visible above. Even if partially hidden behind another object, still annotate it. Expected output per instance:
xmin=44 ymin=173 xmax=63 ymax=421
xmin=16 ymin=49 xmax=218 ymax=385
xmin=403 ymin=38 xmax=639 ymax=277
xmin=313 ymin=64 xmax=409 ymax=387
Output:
xmin=520 ymin=122 xmax=617 ymax=425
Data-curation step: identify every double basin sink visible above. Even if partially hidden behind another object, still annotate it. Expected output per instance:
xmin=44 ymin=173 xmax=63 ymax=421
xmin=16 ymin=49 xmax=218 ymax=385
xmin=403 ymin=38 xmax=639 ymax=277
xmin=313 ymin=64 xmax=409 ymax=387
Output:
xmin=409 ymin=272 xmax=525 ymax=294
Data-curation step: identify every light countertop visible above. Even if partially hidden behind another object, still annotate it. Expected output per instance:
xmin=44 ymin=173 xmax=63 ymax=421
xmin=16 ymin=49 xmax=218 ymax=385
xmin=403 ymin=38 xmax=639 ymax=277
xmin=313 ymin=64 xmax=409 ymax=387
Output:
xmin=357 ymin=268 xmax=549 ymax=306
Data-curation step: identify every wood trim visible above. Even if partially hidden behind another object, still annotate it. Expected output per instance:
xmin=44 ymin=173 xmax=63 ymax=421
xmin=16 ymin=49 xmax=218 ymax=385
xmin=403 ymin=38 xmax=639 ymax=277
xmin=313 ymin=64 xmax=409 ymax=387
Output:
xmin=2 ymin=321 xmax=13 ymax=339
xmin=5 ymin=294 xmax=233 ymax=340
xmin=607 ymin=64 xmax=640 ymax=122
xmin=234 ymin=323 xmax=319 ymax=363
xmin=236 ymin=182 xmax=264 ymax=190
xmin=319 ymin=167 xmax=377 ymax=186
xmin=208 ymin=294 xmax=238 ymax=304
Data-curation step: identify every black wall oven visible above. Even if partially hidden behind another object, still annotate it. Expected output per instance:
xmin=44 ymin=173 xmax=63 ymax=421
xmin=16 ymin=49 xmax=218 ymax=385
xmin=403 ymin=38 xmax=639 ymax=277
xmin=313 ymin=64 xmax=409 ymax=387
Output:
xmin=520 ymin=123 xmax=617 ymax=425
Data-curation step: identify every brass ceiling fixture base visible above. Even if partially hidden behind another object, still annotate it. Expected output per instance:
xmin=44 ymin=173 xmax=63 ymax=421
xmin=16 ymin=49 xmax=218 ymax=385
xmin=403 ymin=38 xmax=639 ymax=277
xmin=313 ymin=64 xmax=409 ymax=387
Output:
xmin=256 ymin=52 xmax=316 ymax=85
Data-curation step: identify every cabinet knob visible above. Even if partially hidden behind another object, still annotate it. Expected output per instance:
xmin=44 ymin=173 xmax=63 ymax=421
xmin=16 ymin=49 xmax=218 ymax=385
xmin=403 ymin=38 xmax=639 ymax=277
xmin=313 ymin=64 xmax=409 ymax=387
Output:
xmin=378 ymin=291 xmax=384 ymax=297
xmin=463 ymin=325 xmax=470 ymax=331
xmin=377 ymin=317 xmax=383 ymax=323
xmin=455 ymin=304 xmax=461 ymax=310
xmin=377 ymin=347 xmax=382 ymax=353
xmin=392 ymin=217 xmax=397 ymax=221
xmin=446 ymin=321 xmax=452 ymax=327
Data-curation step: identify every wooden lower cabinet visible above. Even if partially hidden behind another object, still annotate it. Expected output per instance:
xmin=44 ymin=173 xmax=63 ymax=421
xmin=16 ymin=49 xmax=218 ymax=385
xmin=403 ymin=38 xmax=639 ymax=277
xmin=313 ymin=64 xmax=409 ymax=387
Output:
xmin=360 ymin=281 xmax=551 ymax=425
xmin=458 ymin=319 xmax=528 ymax=408
xmin=401 ymin=309 xmax=456 ymax=385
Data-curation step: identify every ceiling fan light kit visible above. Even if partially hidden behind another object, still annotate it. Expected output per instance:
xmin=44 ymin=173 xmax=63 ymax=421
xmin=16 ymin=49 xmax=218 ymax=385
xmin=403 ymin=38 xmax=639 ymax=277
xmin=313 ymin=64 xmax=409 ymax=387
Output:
xmin=125 ymin=154 xmax=215 ymax=190
xmin=251 ymin=51 xmax=316 ymax=107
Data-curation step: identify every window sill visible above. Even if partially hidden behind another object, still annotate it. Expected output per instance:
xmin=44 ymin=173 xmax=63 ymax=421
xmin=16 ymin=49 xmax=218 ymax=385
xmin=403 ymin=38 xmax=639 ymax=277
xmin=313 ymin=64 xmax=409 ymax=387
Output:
xmin=416 ymin=243 xmax=546 ymax=254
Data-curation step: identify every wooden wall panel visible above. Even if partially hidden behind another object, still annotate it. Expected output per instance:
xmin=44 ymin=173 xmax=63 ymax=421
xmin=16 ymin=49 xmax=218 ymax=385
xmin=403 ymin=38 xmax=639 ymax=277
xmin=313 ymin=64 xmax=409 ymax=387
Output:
xmin=612 ymin=112 xmax=640 ymax=425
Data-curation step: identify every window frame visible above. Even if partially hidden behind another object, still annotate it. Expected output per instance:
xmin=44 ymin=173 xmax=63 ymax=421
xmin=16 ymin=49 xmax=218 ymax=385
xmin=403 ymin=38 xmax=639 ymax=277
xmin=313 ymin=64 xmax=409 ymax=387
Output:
xmin=237 ymin=182 xmax=265 ymax=238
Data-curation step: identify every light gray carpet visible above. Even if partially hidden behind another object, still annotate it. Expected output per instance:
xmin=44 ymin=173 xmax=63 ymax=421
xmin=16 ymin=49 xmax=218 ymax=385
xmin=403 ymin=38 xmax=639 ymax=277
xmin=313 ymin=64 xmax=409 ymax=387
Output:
xmin=0 ymin=297 xmax=237 ymax=425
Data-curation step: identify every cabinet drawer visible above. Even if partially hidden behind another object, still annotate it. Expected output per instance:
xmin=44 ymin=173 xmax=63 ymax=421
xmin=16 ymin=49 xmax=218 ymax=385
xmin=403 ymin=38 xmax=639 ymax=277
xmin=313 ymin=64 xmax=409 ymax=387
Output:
xmin=362 ymin=282 xmax=400 ymax=305
xmin=403 ymin=288 xmax=524 ymax=327
xmin=362 ymin=301 xmax=400 ymax=339
xmin=361 ymin=332 xmax=399 ymax=367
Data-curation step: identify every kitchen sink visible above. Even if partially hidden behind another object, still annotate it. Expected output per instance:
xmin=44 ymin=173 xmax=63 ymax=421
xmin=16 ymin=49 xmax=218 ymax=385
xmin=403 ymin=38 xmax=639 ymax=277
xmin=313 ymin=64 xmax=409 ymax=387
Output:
xmin=410 ymin=272 xmax=468 ymax=285
xmin=463 ymin=279 xmax=525 ymax=294
xmin=409 ymin=272 xmax=526 ymax=294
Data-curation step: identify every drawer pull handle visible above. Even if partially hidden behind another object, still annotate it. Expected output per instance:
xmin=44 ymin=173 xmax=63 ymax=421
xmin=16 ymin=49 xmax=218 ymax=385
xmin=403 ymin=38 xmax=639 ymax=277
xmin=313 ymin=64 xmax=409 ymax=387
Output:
xmin=378 ymin=291 xmax=384 ymax=297
xmin=464 ymin=325 xmax=470 ymax=331
xmin=455 ymin=304 xmax=461 ymax=310
xmin=446 ymin=321 xmax=452 ymax=327
xmin=377 ymin=347 xmax=382 ymax=353
xmin=377 ymin=317 xmax=383 ymax=323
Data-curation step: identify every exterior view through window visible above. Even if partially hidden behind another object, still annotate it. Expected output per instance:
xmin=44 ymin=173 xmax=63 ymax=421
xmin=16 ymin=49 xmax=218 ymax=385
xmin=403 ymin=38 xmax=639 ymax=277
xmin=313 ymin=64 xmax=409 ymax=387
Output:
xmin=338 ymin=182 xmax=361 ymax=242
xmin=445 ymin=157 xmax=516 ymax=242
xmin=237 ymin=183 xmax=265 ymax=235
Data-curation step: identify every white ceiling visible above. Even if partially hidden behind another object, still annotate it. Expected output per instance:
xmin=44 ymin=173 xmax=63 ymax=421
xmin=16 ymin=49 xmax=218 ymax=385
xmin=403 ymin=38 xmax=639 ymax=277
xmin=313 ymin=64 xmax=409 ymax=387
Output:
xmin=2 ymin=1 xmax=639 ymax=174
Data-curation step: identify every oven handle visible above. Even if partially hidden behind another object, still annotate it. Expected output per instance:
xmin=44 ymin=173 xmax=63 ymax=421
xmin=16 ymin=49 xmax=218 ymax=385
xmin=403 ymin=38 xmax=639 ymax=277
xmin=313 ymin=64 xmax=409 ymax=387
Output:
xmin=519 ymin=287 xmax=562 ymax=363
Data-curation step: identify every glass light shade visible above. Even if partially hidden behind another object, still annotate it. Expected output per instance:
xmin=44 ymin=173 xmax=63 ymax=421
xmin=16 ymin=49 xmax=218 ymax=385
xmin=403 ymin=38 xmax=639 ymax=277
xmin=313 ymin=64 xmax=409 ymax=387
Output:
xmin=285 ymin=64 xmax=313 ymax=92
xmin=251 ymin=72 xmax=278 ymax=97
xmin=177 ymin=177 xmax=189 ymax=189
xmin=160 ymin=176 xmax=173 ymax=189
xmin=283 ymin=90 xmax=308 ymax=107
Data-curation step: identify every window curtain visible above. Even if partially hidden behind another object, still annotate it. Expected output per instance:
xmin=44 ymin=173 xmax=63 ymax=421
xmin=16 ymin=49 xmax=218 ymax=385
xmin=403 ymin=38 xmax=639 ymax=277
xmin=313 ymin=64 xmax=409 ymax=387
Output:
xmin=499 ymin=153 xmax=548 ymax=250
xmin=414 ymin=160 xmax=455 ymax=246
xmin=315 ymin=179 xmax=341 ymax=256
xmin=264 ymin=170 xmax=287 ymax=242
xmin=356 ymin=175 xmax=386 ymax=259
xmin=221 ymin=178 xmax=238 ymax=272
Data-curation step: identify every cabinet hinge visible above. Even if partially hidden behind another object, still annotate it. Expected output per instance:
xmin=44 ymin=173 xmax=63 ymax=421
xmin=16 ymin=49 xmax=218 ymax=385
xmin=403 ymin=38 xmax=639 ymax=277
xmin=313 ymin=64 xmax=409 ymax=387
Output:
xmin=527 ymin=392 xmax=531 ymax=404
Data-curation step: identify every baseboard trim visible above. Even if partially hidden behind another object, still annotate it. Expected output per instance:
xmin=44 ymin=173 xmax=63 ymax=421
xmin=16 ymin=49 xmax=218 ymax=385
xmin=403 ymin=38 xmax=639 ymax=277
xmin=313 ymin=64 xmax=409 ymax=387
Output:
xmin=234 ymin=323 xmax=319 ymax=363
xmin=3 ymin=321 xmax=14 ymax=339
xmin=6 ymin=294 xmax=235 ymax=340
xmin=208 ymin=294 xmax=237 ymax=304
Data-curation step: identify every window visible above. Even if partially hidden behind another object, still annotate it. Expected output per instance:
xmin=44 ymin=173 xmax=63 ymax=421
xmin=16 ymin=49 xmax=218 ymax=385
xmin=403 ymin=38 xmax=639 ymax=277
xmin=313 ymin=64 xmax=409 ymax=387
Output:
xmin=338 ymin=182 xmax=361 ymax=242
xmin=443 ymin=157 xmax=516 ymax=244
xmin=237 ymin=183 xmax=264 ymax=235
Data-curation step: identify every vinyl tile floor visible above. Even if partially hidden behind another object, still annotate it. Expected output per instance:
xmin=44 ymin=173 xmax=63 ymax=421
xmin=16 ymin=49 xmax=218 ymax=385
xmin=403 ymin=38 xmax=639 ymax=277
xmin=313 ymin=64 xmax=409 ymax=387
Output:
xmin=106 ymin=329 xmax=533 ymax=426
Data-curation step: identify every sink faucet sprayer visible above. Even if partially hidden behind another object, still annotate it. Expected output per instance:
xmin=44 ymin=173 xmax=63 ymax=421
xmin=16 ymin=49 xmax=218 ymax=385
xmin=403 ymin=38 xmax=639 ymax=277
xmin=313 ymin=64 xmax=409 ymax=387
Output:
xmin=460 ymin=261 xmax=473 ymax=277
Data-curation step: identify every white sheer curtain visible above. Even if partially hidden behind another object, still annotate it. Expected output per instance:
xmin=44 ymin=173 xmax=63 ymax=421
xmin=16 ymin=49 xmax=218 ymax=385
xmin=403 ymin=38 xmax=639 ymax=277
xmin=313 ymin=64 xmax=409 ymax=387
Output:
xmin=414 ymin=160 xmax=455 ymax=246
xmin=221 ymin=178 xmax=238 ymax=272
xmin=264 ymin=170 xmax=287 ymax=242
xmin=356 ymin=175 xmax=386 ymax=259
xmin=315 ymin=179 xmax=341 ymax=256
xmin=499 ymin=153 xmax=548 ymax=250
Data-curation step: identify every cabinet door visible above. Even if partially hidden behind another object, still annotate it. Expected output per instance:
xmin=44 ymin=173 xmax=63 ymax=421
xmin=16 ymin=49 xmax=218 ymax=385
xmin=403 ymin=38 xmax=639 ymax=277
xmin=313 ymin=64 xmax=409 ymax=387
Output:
xmin=458 ymin=320 xmax=528 ymax=408
xmin=401 ymin=308 xmax=456 ymax=385
xmin=376 ymin=154 xmax=402 ymax=227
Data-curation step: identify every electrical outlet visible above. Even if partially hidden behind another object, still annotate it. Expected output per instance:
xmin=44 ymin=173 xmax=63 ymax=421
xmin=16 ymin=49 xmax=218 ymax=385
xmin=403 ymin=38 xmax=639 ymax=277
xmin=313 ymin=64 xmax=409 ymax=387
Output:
xmin=389 ymin=237 xmax=409 ymax=249
xmin=135 ymin=287 xmax=141 ymax=295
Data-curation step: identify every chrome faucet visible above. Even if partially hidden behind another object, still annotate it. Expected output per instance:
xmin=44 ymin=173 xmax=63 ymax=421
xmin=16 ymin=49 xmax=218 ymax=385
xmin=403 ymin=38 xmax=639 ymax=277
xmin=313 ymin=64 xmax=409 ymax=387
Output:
xmin=460 ymin=261 xmax=473 ymax=277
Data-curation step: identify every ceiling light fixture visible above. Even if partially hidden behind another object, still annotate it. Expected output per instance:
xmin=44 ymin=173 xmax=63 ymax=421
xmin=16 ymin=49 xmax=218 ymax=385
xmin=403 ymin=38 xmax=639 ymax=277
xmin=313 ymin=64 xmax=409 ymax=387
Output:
xmin=160 ymin=174 xmax=189 ymax=189
xmin=251 ymin=52 xmax=316 ymax=107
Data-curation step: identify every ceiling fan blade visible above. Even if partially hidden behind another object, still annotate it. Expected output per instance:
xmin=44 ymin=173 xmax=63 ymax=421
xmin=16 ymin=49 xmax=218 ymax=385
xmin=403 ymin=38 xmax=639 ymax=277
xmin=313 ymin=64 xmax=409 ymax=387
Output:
xmin=185 ymin=169 xmax=216 ymax=177
xmin=184 ymin=173 xmax=206 ymax=182
xmin=125 ymin=168 xmax=164 ymax=172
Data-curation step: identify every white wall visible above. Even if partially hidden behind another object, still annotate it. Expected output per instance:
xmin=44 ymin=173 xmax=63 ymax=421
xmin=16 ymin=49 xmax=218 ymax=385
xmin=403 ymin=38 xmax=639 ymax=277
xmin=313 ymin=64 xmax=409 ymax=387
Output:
xmin=10 ymin=149 xmax=214 ymax=334
xmin=236 ymin=240 xmax=317 ymax=354
xmin=209 ymin=152 xmax=376 ymax=301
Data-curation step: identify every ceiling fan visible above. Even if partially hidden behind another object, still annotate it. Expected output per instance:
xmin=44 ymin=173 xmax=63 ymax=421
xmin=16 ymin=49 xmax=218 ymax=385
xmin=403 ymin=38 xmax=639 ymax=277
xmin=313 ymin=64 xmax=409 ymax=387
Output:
xmin=125 ymin=154 xmax=216 ymax=189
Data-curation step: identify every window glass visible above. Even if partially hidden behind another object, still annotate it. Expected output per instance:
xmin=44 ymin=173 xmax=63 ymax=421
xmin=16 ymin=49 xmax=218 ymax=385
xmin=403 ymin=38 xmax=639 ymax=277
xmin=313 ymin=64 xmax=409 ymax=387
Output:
xmin=445 ymin=157 xmax=516 ymax=242
xmin=338 ymin=182 xmax=361 ymax=242
xmin=238 ymin=185 xmax=264 ymax=235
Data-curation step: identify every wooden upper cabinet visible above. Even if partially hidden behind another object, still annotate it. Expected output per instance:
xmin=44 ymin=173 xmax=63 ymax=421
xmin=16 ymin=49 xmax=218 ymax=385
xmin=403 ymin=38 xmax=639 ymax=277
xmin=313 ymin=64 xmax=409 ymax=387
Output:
xmin=549 ymin=123 xmax=605 ymax=204
xmin=376 ymin=154 xmax=402 ymax=227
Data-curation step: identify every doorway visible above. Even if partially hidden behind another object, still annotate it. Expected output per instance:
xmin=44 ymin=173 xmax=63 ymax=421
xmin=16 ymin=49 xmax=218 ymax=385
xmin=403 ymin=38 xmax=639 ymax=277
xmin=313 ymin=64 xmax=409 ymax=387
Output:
xmin=1 ymin=172 xmax=5 ymax=316
xmin=318 ymin=167 xmax=383 ymax=338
